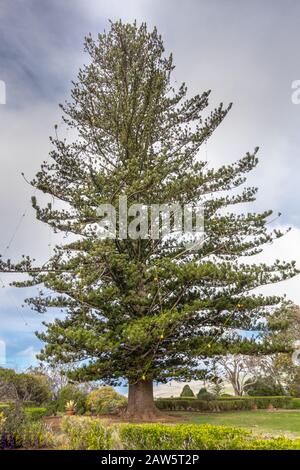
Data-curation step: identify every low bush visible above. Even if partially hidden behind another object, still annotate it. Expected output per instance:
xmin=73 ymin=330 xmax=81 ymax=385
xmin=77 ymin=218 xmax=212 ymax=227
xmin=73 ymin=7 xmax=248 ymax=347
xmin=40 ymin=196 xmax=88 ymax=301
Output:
xmin=119 ymin=423 xmax=250 ymax=450
xmin=197 ymin=388 xmax=216 ymax=401
xmin=86 ymin=387 xmax=127 ymax=414
xmin=61 ymin=416 xmax=111 ymax=450
xmin=18 ymin=420 xmax=54 ymax=449
xmin=59 ymin=417 xmax=300 ymax=450
xmin=0 ymin=406 xmax=54 ymax=449
xmin=243 ymin=437 xmax=300 ymax=450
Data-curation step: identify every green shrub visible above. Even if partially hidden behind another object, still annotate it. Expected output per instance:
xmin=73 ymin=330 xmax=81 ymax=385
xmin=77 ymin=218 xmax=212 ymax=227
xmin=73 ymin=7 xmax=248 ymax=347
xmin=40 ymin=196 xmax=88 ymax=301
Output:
xmin=61 ymin=416 xmax=111 ymax=450
xmin=0 ymin=403 xmax=9 ymax=412
xmin=243 ymin=437 xmax=300 ymax=450
xmin=25 ymin=407 xmax=48 ymax=421
xmin=180 ymin=385 xmax=195 ymax=398
xmin=59 ymin=416 xmax=300 ymax=450
xmin=45 ymin=400 xmax=59 ymax=416
xmin=57 ymin=385 xmax=87 ymax=415
xmin=0 ymin=406 xmax=54 ymax=449
xmin=197 ymin=387 xmax=216 ymax=401
xmin=119 ymin=423 xmax=250 ymax=450
xmin=86 ymin=387 xmax=127 ymax=414
xmin=19 ymin=420 xmax=54 ymax=448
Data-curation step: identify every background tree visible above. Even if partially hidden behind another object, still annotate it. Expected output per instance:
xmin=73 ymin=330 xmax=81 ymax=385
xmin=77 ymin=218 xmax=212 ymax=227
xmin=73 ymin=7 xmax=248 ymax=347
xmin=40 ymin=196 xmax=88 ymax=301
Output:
xmin=245 ymin=375 xmax=285 ymax=396
xmin=267 ymin=304 xmax=300 ymax=395
xmin=0 ymin=368 xmax=51 ymax=406
xmin=213 ymin=355 xmax=270 ymax=396
xmin=0 ymin=21 xmax=298 ymax=419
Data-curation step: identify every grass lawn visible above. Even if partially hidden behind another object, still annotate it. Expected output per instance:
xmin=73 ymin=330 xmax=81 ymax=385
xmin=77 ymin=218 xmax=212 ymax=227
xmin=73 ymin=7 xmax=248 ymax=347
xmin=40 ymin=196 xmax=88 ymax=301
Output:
xmin=172 ymin=410 xmax=300 ymax=438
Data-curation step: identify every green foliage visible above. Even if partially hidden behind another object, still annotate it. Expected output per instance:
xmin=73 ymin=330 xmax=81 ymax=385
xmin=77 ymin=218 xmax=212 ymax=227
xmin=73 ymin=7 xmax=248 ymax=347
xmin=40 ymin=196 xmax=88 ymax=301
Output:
xmin=244 ymin=437 xmax=300 ymax=450
xmin=287 ymin=368 xmax=300 ymax=397
xmin=1 ymin=20 xmax=297 ymax=395
xmin=119 ymin=423 xmax=250 ymax=450
xmin=0 ymin=406 xmax=54 ymax=449
xmin=25 ymin=407 xmax=48 ymax=421
xmin=246 ymin=376 xmax=286 ymax=396
xmin=61 ymin=416 xmax=111 ymax=450
xmin=0 ymin=404 xmax=9 ymax=412
xmin=0 ymin=367 xmax=52 ymax=405
xmin=197 ymin=387 xmax=216 ymax=401
xmin=59 ymin=417 xmax=300 ymax=450
xmin=17 ymin=420 xmax=54 ymax=449
xmin=180 ymin=385 xmax=194 ymax=398
xmin=57 ymin=385 xmax=87 ymax=414
xmin=156 ymin=396 xmax=292 ymax=412
xmin=289 ymin=398 xmax=300 ymax=409
xmin=86 ymin=386 xmax=127 ymax=414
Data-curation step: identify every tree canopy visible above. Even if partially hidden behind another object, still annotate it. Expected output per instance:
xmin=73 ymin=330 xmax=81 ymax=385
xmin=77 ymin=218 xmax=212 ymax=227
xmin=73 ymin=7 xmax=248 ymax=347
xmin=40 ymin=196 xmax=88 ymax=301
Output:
xmin=0 ymin=21 xmax=297 ymax=417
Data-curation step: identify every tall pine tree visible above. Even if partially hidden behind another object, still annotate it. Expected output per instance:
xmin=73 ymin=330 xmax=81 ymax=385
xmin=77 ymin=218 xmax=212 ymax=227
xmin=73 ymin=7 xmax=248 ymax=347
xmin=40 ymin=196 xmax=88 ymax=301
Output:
xmin=1 ymin=21 xmax=297 ymax=418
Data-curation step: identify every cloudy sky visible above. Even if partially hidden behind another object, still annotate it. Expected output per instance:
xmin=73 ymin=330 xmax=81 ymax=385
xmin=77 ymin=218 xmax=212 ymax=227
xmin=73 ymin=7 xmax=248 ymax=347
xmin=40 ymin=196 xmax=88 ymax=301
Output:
xmin=1 ymin=0 xmax=300 ymax=384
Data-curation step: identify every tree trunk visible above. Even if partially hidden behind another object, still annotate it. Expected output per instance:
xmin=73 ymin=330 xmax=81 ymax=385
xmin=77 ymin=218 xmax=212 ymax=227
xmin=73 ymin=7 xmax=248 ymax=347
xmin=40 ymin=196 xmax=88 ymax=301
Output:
xmin=124 ymin=380 xmax=162 ymax=421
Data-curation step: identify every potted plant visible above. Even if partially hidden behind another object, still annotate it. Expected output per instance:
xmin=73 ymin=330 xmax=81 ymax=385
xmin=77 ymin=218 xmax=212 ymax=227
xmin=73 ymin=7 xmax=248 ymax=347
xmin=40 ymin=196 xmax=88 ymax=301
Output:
xmin=65 ymin=400 xmax=77 ymax=416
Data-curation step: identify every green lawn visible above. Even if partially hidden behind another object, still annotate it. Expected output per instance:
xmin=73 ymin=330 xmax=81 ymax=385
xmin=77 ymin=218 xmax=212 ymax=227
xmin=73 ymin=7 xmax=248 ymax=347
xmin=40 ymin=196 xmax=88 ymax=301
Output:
xmin=173 ymin=410 xmax=300 ymax=438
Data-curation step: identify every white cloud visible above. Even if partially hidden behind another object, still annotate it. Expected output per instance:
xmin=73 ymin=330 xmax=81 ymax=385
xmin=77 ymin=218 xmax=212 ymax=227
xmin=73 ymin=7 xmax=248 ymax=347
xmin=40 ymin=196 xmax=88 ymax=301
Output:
xmin=16 ymin=345 xmax=37 ymax=359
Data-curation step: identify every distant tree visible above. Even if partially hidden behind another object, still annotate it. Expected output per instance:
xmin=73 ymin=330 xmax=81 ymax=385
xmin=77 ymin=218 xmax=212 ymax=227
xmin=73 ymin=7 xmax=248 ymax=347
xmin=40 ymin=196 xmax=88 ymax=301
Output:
xmin=213 ymin=355 xmax=270 ymax=396
xmin=180 ymin=384 xmax=194 ymax=398
xmin=245 ymin=375 xmax=286 ymax=396
xmin=288 ymin=369 xmax=300 ymax=397
xmin=0 ymin=368 xmax=51 ymax=405
xmin=207 ymin=363 xmax=224 ymax=397
xmin=267 ymin=304 xmax=300 ymax=392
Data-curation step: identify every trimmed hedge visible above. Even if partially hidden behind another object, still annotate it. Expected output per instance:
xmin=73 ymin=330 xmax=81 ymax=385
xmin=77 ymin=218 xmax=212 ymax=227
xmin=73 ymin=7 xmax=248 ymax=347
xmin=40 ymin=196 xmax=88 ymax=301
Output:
xmin=156 ymin=396 xmax=292 ymax=412
xmin=25 ymin=407 xmax=48 ymax=421
xmin=289 ymin=398 xmax=300 ymax=409
xmin=119 ymin=423 xmax=250 ymax=450
xmin=61 ymin=417 xmax=300 ymax=450
xmin=0 ymin=404 xmax=9 ymax=412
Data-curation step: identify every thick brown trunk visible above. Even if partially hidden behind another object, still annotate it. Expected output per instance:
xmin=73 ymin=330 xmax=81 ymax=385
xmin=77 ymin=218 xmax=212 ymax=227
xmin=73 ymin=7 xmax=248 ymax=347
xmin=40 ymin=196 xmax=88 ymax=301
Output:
xmin=124 ymin=380 xmax=161 ymax=421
